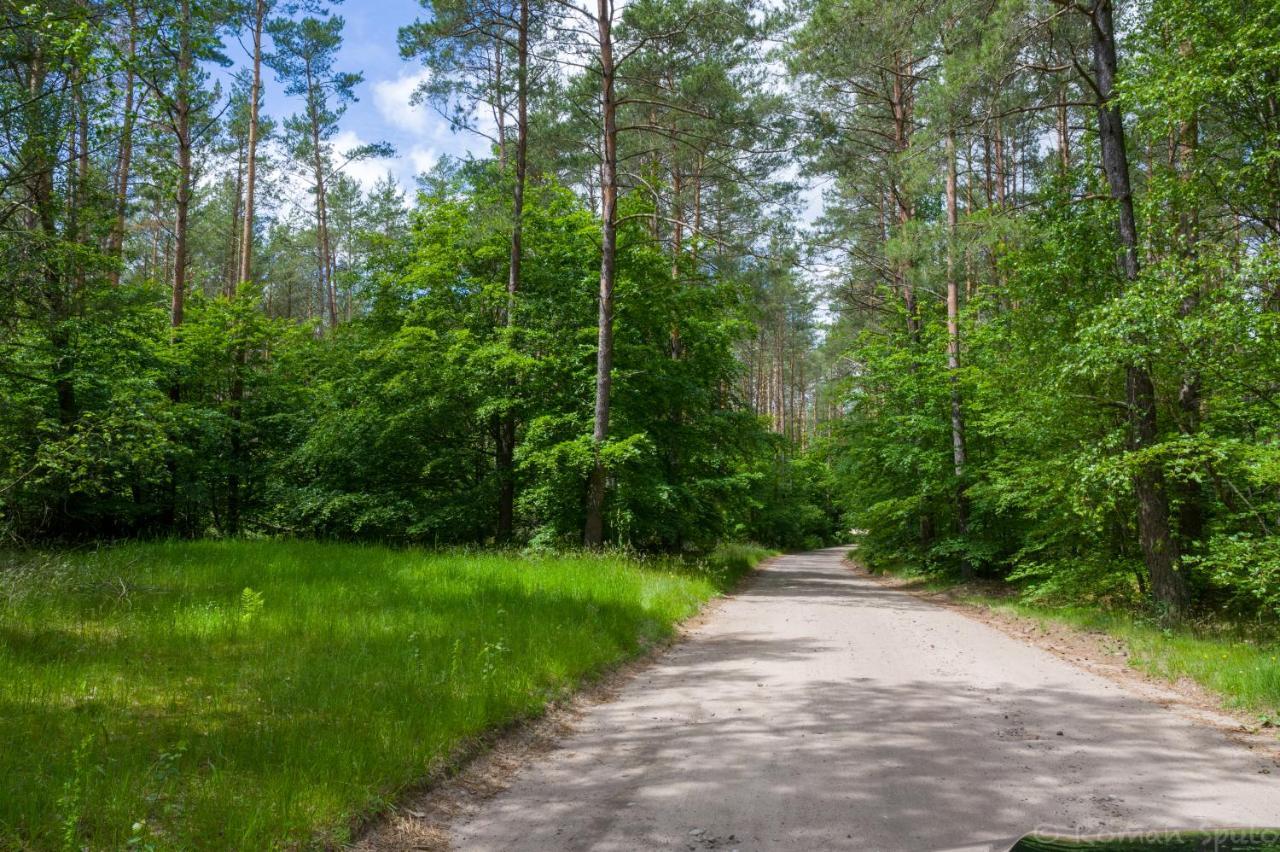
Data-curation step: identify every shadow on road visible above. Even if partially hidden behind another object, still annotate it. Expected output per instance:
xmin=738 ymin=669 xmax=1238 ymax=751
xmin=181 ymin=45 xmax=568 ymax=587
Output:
xmin=458 ymin=547 xmax=1279 ymax=852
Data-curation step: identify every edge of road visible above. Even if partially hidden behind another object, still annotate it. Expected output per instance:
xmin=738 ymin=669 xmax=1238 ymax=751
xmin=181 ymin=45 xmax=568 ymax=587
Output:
xmin=350 ymin=552 xmax=785 ymax=851
xmin=841 ymin=552 xmax=1280 ymax=768
xmin=358 ymin=547 xmax=1277 ymax=850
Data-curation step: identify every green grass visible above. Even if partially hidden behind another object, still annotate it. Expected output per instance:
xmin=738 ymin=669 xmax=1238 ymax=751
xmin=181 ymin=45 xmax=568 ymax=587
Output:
xmin=0 ymin=540 xmax=771 ymax=849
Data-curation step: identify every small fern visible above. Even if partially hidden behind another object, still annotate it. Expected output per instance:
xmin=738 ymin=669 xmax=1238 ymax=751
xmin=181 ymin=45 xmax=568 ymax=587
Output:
xmin=239 ymin=587 xmax=265 ymax=624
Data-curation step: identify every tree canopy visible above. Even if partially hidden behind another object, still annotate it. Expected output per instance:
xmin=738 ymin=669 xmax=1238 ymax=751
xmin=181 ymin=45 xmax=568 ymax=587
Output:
xmin=3 ymin=0 xmax=1279 ymax=623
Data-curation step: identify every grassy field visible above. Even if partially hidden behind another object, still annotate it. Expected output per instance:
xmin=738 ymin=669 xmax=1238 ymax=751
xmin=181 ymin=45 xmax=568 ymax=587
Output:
xmin=0 ymin=540 xmax=770 ymax=849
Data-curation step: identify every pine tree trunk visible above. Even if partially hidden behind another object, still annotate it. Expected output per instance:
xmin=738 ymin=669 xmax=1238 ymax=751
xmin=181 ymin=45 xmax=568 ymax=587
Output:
xmin=946 ymin=130 xmax=970 ymax=574
xmin=238 ymin=0 xmax=264 ymax=286
xmin=994 ymin=116 xmax=1006 ymax=209
xmin=108 ymin=1 xmax=137 ymax=286
xmin=1174 ymin=41 xmax=1204 ymax=549
xmin=226 ymin=141 xmax=244 ymax=297
xmin=301 ymin=62 xmax=338 ymax=328
xmin=316 ymin=166 xmax=336 ymax=325
xmin=164 ymin=0 xmax=195 ymax=534
xmin=1057 ymin=84 xmax=1070 ymax=173
xmin=314 ymin=147 xmax=335 ymax=326
xmin=226 ymin=0 xmax=262 ymax=537
xmin=171 ymin=0 xmax=191 ymax=333
xmin=584 ymin=0 xmax=617 ymax=548
xmin=890 ymin=55 xmax=919 ymax=344
xmin=496 ymin=0 xmax=529 ymax=543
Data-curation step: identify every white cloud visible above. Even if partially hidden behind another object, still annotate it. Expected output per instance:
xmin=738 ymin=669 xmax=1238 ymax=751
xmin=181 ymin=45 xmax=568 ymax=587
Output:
xmin=327 ymin=132 xmax=440 ymax=194
xmin=333 ymin=129 xmax=401 ymax=190
xmin=408 ymin=145 xmax=439 ymax=176
xmin=372 ymin=68 xmax=434 ymax=134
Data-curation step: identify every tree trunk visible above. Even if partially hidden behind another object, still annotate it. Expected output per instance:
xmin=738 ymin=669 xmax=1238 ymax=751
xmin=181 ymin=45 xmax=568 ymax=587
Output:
xmin=226 ymin=138 xmax=244 ymax=297
xmin=1089 ymin=0 xmax=1188 ymax=616
xmin=108 ymin=1 xmax=138 ymax=286
xmin=163 ymin=0 xmax=195 ymax=534
xmin=584 ymin=0 xmax=618 ymax=548
xmin=238 ymin=0 xmax=264 ymax=286
xmin=671 ymin=165 xmax=683 ymax=278
xmin=24 ymin=47 xmax=77 ymax=431
xmin=313 ymin=140 xmax=336 ymax=327
xmin=493 ymin=42 xmax=506 ymax=171
xmin=171 ymin=0 xmax=192 ymax=333
xmin=226 ymin=0 xmax=263 ymax=537
xmin=946 ymin=130 xmax=970 ymax=573
xmin=1174 ymin=41 xmax=1204 ymax=549
xmin=982 ymin=123 xmax=994 ymax=208
xmin=507 ymin=0 xmax=528 ymax=320
xmin=496 ymin=0 xmax=529 ymax=542
xmin=691 ymin=153 xmax=703 ymax=268
xmin=994 ymin=116 xmax=1007 ymax=209
xmin=1057 ymin=83 xmax=1070 ymax=172
xmin=890 ymin=55 xmax=919 ymax=343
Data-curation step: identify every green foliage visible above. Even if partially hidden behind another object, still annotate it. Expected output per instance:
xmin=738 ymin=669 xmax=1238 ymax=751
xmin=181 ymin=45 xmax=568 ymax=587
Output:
xmin=1190 ymin=534 xmax=1280 ymax=622
xmin=806 ymin=0 xmax=1280 ymax=623
xmin=741 ymin=447 xmax=841 ymax=551
xmin=1 ymin=0 xmax=837 ymax=554
xmin=0 ymin=539 xmax=769 ymax=848
xmin=247 ymin=165 xmax=837 ymax=549
xmin=1 ymin=146 xmax=837 ymax=551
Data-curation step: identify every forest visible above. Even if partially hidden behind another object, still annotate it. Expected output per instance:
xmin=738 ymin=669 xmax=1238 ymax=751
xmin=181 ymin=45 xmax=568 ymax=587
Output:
xmin=5 ymin=0 xmax=1277 ymax=615
xmin=2 ymin=0 xmax=839 ymax=554
xmin=2 ymin=0 xmax=1280 ymax=846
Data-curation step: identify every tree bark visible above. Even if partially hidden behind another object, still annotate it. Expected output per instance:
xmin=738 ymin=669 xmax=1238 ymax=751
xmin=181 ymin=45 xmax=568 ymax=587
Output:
xmin=890 ymin=54 xmax=919 ymax=343
xmin=171 ymin=0 xmax=192 ymax=333
xmin=299 ymin=60 xmax=338 ymax=328
xmin=23 ymin=47 xmax=77 ymax=430
xmin=1174 ymin=40 xmax=1204 ymax=549
xmin=994 ymin=116 xmax=1007 ymax=209
xmin=108 ymin=1 xmax=138 ymax=286
xmin=226 ymin=0 xmax=263 ymax=537
xmin=1057 ymin=83 xmax=1070 ymax=173
xmin=584 ymin=0 xmax=618 ymax=548
xmin=496 ymin=0 xmax=529 ymax=542
xmin=1088 ymin=0 xmax=1188 ymax=616
xmin=238 ymin=0 xmax=264 ymax=286
xmin=946 ymin=129 xmax=970 ymax=572
xmin=162 ymin=0 xmax=195 ymax=534
xmin=226 ymin=137 xmax=244 ymax=297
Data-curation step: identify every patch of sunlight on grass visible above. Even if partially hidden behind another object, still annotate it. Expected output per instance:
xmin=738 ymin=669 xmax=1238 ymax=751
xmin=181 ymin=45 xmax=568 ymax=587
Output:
xmin=0 ymin=540 xmax=769 ymax=849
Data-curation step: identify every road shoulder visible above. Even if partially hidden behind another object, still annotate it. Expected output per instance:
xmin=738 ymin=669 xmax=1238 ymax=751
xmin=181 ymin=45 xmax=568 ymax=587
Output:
xmin=843 ymin=555 xmax=1280 ymax=766
xmin=352 ymin=557 xmax=779 ymax=851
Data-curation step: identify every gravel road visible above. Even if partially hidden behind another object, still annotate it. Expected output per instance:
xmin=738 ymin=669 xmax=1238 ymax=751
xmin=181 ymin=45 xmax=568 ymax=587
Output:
xmin=452 ymin=546 xmax=1280 ymax=851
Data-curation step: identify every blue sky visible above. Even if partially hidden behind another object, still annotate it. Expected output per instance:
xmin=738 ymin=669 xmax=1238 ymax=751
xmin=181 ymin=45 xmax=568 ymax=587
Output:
xmin=248 ymin=0 xmax=488 ymax=192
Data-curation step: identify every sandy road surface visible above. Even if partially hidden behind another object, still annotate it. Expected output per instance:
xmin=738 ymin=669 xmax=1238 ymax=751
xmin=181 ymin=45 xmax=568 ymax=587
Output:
xmin=452 ymin=546 xmax=1280 ymax=851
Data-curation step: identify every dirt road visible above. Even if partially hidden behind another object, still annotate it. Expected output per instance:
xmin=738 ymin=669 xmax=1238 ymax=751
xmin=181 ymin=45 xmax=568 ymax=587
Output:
xmin=452 ymin=546 xmax=1280 ymax=851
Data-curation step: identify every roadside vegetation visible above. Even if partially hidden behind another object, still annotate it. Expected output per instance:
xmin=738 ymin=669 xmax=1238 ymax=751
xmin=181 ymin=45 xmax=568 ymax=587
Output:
xmin=0 ymin=540 xmax=770 ymax=849
xmin=807 ymin=0 xmax=1280 ymax=655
